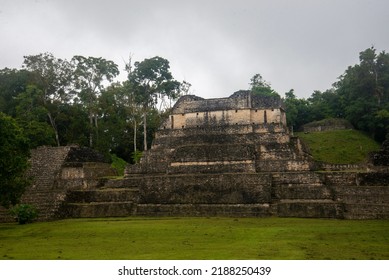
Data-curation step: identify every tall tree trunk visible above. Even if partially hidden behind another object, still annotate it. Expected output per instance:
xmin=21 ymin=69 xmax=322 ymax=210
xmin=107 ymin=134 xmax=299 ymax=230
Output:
xmin=143 ymin=109 xmax=147 ymax=151
xmin=89 ymin=113 xmax=93 ymax=147
xmin=133 ymin=120 xmax=137 ymax=152
xmin=94 ymin=114 xmax=98 ymax=147
xmin=43 ymin=90 xmax=60 ymax=147
xmin=47 ymin=112 xmax=60 ymax=146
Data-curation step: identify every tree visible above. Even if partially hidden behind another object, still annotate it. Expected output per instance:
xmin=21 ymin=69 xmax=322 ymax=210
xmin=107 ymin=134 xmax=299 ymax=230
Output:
xmin=96 ymin=83 xmax=133 ymax=158
xmin=0 ymin=68 xmax=32 ymax=117
xmin=127 ymin=56 xmax=181 ymax=151
xmin=72 ymin=56 xmax=119 ymax=147
xmin=334 ymin=47 xmax=389 ymax=141
xmin=22 ymin=53 xmax=74 ymax=146
xmin=122 ymin=55 xmax=144 ymax=155
xmin=250 ymin=73 xmax=279 ymax=97
xmin=307 ymin=89 xmax=343 ymax=121
xmin=283 ymin=89 xmax=311 ymax=130
xmin=119 ymin=81 xmax=143 ymax=156
xmin=0 ymin=113 xmax=30 ymax=208
xmin=15 ymin=85 xmax=56 ymax=148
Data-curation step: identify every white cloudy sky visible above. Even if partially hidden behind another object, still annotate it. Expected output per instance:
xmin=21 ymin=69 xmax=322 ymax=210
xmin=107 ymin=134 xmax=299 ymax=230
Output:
xmin=1 ymin=0 xmax=388 ymax=99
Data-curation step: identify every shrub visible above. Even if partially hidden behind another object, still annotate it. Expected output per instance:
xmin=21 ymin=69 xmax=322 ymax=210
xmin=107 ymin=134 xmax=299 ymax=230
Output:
xmin=131 ymin=150 xmax=143 ymax=164
xmin=110 ymin=154 xmax=128 ymax=176
xmin=10 ymin=204 xmax=38 ymax=224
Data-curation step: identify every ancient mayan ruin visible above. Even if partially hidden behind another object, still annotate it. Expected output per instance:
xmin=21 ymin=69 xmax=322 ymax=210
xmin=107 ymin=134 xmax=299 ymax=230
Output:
xmin=127 ymin=90 xmax=312 ymax=174
xmin=1 ymin=91 xmax=388 ymax=222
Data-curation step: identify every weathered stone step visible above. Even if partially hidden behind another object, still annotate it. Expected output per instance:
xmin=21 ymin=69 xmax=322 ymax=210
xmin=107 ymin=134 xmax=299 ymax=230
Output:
xmin=135 ymin=203 xmax=271 ymax=217
xmin=342 ymin=203 xmax=389 ymax=219
xmin=64 ymin=202 xmax=137 ymax=218
xmin=272 ymin=172 xmax=324 ymax=185
xmin=279 ymin=199 xmax=336 ymax=203
xmin=276 ymin=199 xmax=343 ymax=218
xmin=334 ymin=185 xmax=389 ymax=203
xmin=272 ymin=185 xmax=333 ymax=200
xmin=104 ymin=178 xmax=140 ymax=188
xmin=66 ymin=188 xmax=139 ymax=203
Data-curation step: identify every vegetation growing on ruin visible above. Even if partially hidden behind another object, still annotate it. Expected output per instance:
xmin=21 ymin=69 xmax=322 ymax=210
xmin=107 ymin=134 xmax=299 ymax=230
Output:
xmin=296 ymin=130 xmax=381 ymax=164
xmin=110 ymin=154 xmax=127 ymax=176
xmin=0 ymin=217 xmax=388 ymax=260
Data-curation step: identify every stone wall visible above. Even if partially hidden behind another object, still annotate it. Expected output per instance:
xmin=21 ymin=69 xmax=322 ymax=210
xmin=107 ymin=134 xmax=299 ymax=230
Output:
xmin=302 ymin=118 xmax=353 ymax=132
xmin=162 ymin=91 xmax=286 ymax=130
xmin=111 ymin=170 xmax=388 ymax=219
xmin=0 ymin=146 xmax=116 ymax=222
xmin=165 ymin=108 xmax=284 ymax=129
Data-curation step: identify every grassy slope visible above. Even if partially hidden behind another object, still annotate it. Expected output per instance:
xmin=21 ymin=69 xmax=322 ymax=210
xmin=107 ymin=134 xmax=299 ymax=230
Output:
xmin=0 ymin=217 xmax=388 ymax=260
xmin=296 ymin=130 xmax=381 ymax=164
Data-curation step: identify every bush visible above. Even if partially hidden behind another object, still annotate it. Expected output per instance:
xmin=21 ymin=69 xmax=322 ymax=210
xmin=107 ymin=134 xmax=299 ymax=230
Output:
xmin=11 ymin=204 xmax=38 ymax=224
xmin=131 ymin=150 xmax=143 ymax=164
xmin=110 ymin=154 xmax=128 ymax=176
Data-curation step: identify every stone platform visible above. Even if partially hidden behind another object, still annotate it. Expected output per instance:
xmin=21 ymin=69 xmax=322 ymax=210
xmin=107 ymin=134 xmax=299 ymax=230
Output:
xmin=59 ymin=171 xmax=389 ymax=219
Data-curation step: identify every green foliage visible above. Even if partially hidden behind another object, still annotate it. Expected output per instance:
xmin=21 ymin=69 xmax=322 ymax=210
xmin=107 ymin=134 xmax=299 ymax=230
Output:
xmin=131 ymin=150 xmax=143 ymax=163
xmin=331 ymin=47 xmax=389 ymax=141
xmin=375 ymin=109 xmax=389 ymax=140
xmin=0 ymin=53 xmax=176 ymax=161
xmin=72 ymin=55 xmax=120 ymax=148
xmin=128 ymin=56 xmax=181 ymax=109
xmin=307 ymin=90 xmax=343 ymax=120
xmin=22 ymin=53 xmax=75 ymax=146
xmin=15 ymin=85 xmax=57 ymax=148
xmin=0 ymin=113 xmax=30 ymax=208
xmin=296 ymin=130 xmax=380 ymax=164
xmin=110 ymin=154 xmax=127 ymax=176
xmin=283 ymin=89 xmax=311 ymax=129
xmin=250 ymin=73 xmax=280 ymax=97
xmin=0 ymin=217 xmax=388 ymax=259
xmin=128 ymin=56 xmax=181 ymax=151
xmin=283 ymin=47 xmax=389 ymax=142
xmin=0 ymin=68 xmax=32 ymax=116
xmin=10 ymin=204 xmax=38 ymax=225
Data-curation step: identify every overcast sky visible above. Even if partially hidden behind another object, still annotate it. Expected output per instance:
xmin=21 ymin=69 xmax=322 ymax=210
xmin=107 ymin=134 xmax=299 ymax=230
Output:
xmin=1 ymin=0 xmax=388 ymax=99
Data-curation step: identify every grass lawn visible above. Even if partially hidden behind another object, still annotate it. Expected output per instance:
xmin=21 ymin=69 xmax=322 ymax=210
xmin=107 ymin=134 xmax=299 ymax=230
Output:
xmin=296 ymin=130 xmax=380 ymax=164
xmin=0 ymin=217 xmax=388 ymax=260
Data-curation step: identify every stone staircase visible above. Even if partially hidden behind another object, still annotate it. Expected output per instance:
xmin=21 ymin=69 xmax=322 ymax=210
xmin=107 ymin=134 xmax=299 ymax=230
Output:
xmin=271 ymin=172 xmax=344 ymax=218
xmin=19 ymin=147 xmax=71 ymax=221
xmin=120 ymin=173 xmax=273 ymax=217
xmin=61 ymin=170 xmax=389 ymax=219
xmin=327 ymin=172 xmax=389 ymax=219
xmin=60 ymin=186 xmax=139 ymax=218
xmin=0 ymin=146 xmax=118 ymax=222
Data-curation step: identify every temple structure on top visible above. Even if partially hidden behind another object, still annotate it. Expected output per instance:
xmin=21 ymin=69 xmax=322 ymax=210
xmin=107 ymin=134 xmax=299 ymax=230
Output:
xmin=126 ymin=90 xmax=312 ymax=175
xmin=161 ymin=90 xmax=286 ymax=130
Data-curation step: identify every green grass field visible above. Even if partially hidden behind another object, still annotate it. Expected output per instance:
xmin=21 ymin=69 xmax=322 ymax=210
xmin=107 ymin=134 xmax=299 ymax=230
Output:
xmin=296 ymin=130 xmax=380 ymax=164
xmin=0 ymin=217 xmax=388 ymax=260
